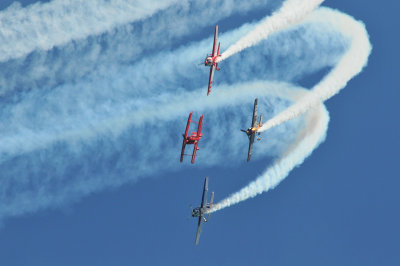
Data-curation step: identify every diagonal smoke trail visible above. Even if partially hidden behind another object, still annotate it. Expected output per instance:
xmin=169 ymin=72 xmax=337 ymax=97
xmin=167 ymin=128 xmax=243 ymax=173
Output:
xmin=0 ymin=14 xmax=346 ymax=163
xmin=0 ymin=0 xmax=180 ymax=62
xmin=209 ymin=8 xmax=371 ymax=212
xmin=217 ymin=0 xmax=324 ymax=62
xmin=0 ymin=1 xmax=370 ymax=222
xmin=0 ymin=81 xmax=304 ymax=219
xmin=0 ymin=0 xmax=271 ymax=95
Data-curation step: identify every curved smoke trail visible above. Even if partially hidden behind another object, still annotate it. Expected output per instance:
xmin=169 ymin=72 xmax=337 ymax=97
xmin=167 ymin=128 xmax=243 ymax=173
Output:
xmin=217 ymin=0 xmax=324 ymax=62
xmin=0 ymin=0 xmax=370 ymax=221
xmin=210 ymin=8 xmax=371 ymax=212
xmin=211 ymin=91 xmax=328 ymax=212
xmin=259 ymin=9 xmax=372 ymax=132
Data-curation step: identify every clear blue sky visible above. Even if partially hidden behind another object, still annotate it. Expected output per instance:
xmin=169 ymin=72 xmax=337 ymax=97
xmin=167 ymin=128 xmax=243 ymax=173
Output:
xmin=0 ymin=0 xmax=398 ymax=265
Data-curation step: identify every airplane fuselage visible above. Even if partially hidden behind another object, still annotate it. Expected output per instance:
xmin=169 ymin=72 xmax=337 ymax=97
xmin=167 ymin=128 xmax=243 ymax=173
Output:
xmin=204 ymin=56 xmax=218 ymax=67
xmin=205 ymin=57 xmax=212 ymax=66
xmin=192 ymin=206 xmax=209 ymax=217
xmin=191 ymin=207 xmax=202 ymax=217
xmin=185 ymin=133 xmax=202 ymax=144
xmin=245 ymin=126 xmax=259 ymax=136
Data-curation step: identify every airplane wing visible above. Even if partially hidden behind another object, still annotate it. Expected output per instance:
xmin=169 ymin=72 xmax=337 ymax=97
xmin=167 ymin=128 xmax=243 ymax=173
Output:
xmin=180 ymin=141 xmax=186 ymax=162
xmin=200 ymin=177 xmax=209 ymax=208
xmin=195 ymin=216 xmax=203 ymax=245
xmin=195 ymin=177 xmax=208 ymax=245
xmin=251 ymin=98 xmax=258 ymax=128
xmin=184 ymin=112 xmax=193 ymax=139
xmin=247 ymin=133 xmax=255 ymax=162
xmin=211 ymin=25 xmax=218 ymax=57
xmin=180 ymin=112 xmax=193 ymax=162
xmin=207 ymin=65 xmax=215 ymax=95
xmin=197 ymin=115 xmax=203 ymax=135
xmin=191 ymin=143 xmax=198 ymax=164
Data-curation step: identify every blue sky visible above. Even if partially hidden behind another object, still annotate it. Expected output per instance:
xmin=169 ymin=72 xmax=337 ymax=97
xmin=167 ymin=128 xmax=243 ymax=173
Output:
xmin=0 ymin=0 xmax=398 ymax=265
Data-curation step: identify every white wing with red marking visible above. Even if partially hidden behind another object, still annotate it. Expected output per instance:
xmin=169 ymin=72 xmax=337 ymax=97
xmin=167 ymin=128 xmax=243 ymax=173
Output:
xmin=207 ymin=65 xmax=215 ymax=95
xmin=211 ymin=25 xmax=218 ymax=57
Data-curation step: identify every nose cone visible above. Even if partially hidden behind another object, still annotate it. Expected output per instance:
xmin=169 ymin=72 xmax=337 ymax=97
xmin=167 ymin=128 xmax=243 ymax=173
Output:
xmin=192 ymin=208 xmax=200 ymax=217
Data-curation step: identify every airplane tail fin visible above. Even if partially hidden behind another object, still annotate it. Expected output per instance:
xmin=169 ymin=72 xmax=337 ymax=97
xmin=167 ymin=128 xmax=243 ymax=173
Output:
xmin=207 ymin=192 xmax=214 ymax=221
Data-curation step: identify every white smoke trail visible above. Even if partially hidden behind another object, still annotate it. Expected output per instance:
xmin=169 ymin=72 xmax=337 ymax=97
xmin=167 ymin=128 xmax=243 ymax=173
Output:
xmin=209 ymin=8 xmax=371 ymax=212
xmin=0 ymin=14 xmax=346 ymax=160
xmin=259 ymin=8 xmax=372 ymax=132
xmin=0 ymin=0 xmax=271 ymax=95
xmin=217 ymin=0 xmax=324 ymax=62
xmin=0 ymin=0 xmax=179 ymax=62
xmin=0 ymin=81 xmax=304 ymax=219
xmin=0 ymin=1 xmax=370 ymax=221
xmin=210 ymin=94 xmax=329 ymax=213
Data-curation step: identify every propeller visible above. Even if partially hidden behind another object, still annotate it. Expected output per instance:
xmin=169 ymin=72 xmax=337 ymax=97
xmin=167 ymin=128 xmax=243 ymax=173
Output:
xmin=186 ymin=205 xmax=194 ymax=220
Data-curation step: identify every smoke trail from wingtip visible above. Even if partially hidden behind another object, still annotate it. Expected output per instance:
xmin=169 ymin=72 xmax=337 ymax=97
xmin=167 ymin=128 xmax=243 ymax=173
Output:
xmin=217 ymin=0 xmax=324 ymax=62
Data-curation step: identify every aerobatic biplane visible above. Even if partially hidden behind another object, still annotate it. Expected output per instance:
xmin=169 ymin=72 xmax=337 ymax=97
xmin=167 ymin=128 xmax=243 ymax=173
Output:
xmin=204 ymin=25 xmax=221 ymax=96
xmin=180 ymin=112 xmax=204 ymax=164
xmin=241 ymin=98 xmax=263 ymax=162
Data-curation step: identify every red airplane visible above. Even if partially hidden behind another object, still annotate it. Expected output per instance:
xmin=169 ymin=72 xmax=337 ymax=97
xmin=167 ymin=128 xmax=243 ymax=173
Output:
xmin=204 ymin=25 xmax=221 ymax=96
xmin=180 ymin=112 xmax=204 ymax=164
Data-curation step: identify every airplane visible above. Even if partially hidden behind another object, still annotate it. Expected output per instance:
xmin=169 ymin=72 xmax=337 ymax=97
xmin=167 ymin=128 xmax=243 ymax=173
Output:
xmin=204 ymin=25 xmax=221 ymax=96
xmin=180 ymin=112 xmax=204 ymax=164
xmin=191 ymin=176 xmax=214 ymax=245
xmin=241 ymin=98 xmax=263 ymax=162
